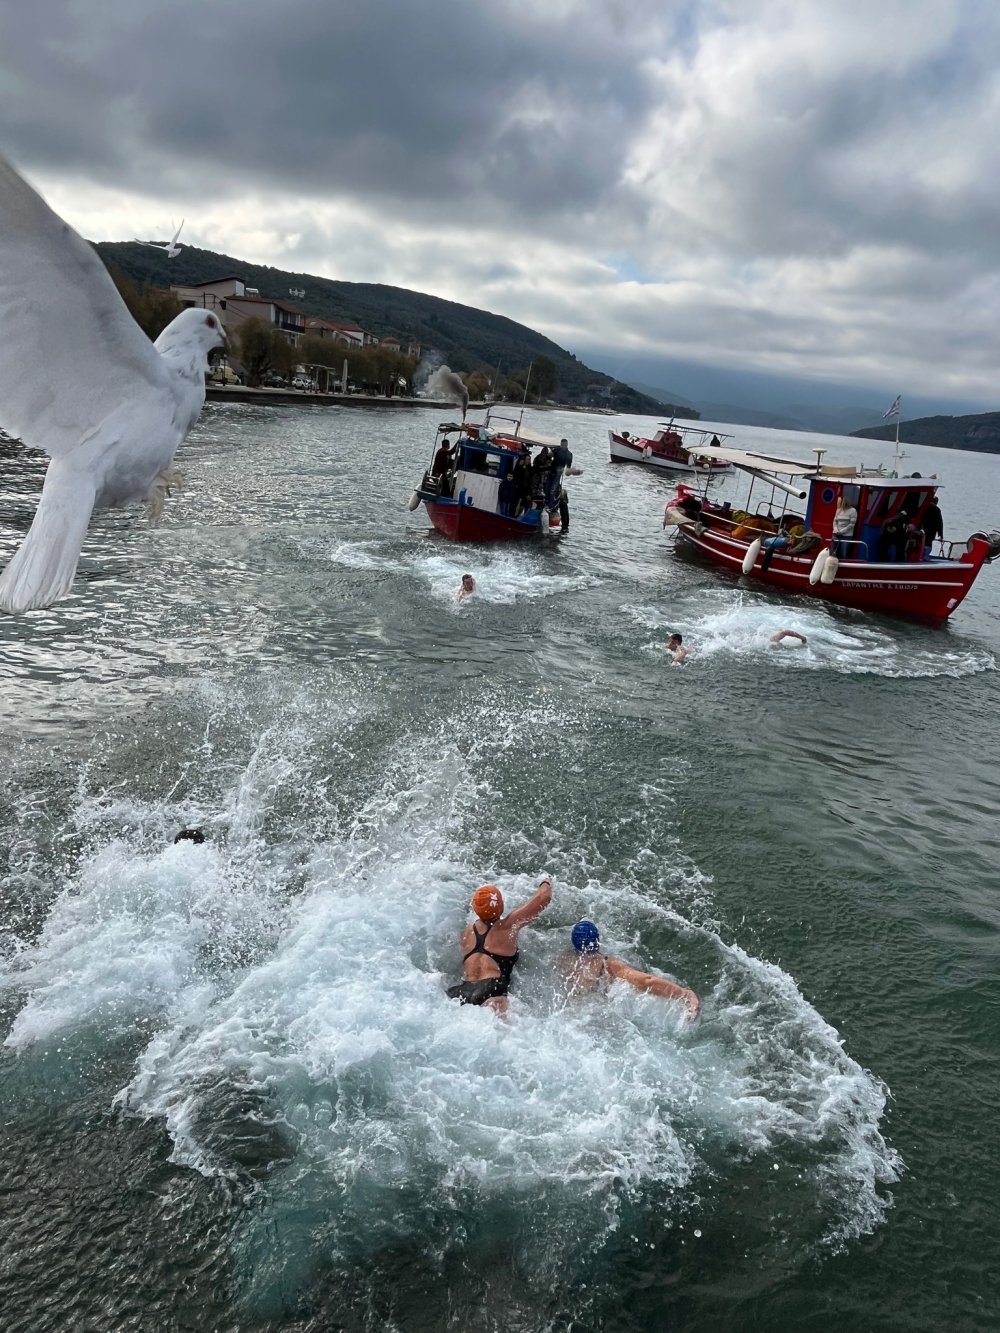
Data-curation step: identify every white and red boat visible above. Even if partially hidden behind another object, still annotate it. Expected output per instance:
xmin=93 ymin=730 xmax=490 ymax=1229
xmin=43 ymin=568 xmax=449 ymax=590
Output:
xmin=664 ymin=445 xmax=1000 ymax=621
xmin=609 ymin=422 xmax=735 ymax=475
xmin=410 ymin=412 xmax=571 ymax=541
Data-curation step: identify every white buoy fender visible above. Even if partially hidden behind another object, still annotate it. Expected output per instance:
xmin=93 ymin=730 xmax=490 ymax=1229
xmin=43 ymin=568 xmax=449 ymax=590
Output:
xmin=643 ymin=445 xmax=652 ymax=459
xmin=741 ymin=537 xmax=762 ymax=574
xmin=820 ymin=554 xmax=840 ymax=585
xmin=809 ymin=548 xmax=830 ymax=585
xmin=407 ymin=490 xmax=420 ymax=511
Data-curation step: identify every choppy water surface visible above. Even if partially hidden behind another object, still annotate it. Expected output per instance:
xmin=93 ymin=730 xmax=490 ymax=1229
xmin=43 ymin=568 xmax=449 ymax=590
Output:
xmin=2 ymin=406 xmax=998 ymax=1332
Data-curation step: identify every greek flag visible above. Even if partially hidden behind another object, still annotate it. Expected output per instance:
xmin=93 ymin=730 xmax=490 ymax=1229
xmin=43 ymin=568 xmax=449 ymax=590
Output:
xmin=883 ymin=394 xmax=901 ymax=419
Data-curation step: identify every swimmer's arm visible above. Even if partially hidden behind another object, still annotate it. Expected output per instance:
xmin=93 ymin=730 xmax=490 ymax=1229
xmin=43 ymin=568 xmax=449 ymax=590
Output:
xmin=607 ymin=957 xmax=700 ymax=1016
xmin=505 ymin=875 xmax=553 ymax=931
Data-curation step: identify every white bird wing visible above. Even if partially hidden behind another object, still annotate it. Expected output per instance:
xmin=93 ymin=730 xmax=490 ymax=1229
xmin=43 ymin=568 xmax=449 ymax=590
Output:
xmin=0 ymin=154 xmax=172 ymax=460
xmin=171 ymin=218 xmax=185 ymax=245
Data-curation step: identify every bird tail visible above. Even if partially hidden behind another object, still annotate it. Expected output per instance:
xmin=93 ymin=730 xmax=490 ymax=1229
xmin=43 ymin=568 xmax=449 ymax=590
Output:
xmin=0 ymin=464 xmax=97 ymax=613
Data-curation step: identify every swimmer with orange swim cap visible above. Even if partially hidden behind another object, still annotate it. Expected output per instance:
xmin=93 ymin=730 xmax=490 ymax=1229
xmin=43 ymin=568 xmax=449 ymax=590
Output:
xmin=447 ymin=873 xmax=553 ymax=1014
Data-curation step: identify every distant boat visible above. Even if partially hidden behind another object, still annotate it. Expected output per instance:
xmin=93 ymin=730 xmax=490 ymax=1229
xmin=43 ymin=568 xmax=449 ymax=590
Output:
xmin=410 ymin=411 xmax=570 ymax=541
xmin=609 ymin=422 xmax=736 ymax=475
xmin=664 ymin=444 xmax=1000 ymax=620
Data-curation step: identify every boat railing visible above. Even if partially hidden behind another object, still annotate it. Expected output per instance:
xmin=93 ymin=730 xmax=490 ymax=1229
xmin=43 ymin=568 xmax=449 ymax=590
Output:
xmin=832 ymin=538 xmax=870 ymax=561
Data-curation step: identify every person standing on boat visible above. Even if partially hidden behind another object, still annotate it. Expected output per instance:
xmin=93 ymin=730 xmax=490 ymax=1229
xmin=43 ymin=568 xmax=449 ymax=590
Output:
xmin=878 ymin=512 xmax=908 ymax=562
xmin=432 ymin=436 xmax=455 ymax=477
xmin=512 ymin=453 xmax=533 ymax=516
xmin=831 ymin=494 xmax=857 ymax=558
xmin=546 ymin=438 xmax=573 ymax=512
xmin=921 ymin=496 xmax=944 ymax=556
xmin=447 ymin=876 xmax=554 ymax=1013
xmin=498 ymin=469 xmax=517 ymax=517
xmin=560 ymin=921 xmax=700 ymax=1020
xmin=531 ymin=449 xmax=552 ymax=508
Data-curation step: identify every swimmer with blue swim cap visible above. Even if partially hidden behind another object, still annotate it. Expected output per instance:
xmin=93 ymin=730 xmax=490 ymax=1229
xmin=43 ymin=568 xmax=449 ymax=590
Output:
xmin=562 ymin=919 xmax=700 ymax=1019
xmin=571 ymin=920 xmax=601 ymax=953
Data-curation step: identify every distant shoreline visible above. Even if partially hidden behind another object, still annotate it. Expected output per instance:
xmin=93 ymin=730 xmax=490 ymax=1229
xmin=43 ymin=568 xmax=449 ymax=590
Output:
xmin=204 ymin=386 xmax=631 ymax=415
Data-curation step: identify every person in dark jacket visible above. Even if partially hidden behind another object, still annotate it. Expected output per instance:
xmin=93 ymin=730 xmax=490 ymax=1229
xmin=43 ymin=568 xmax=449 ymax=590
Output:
xmin=921 ymin=497 xmax=944 ymax=555
xmin=878 ymin=512 xmax=908 ymax=562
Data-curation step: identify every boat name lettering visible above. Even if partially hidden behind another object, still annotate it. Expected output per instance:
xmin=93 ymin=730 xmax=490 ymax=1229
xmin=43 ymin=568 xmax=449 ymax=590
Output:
xmin=839 ymin=581 xmax=919 ymax=590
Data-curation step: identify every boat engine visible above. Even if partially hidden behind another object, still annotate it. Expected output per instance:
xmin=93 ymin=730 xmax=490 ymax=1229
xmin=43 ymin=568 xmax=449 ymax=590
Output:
xmin=970 ymin=530 xmax=1000 ymax=562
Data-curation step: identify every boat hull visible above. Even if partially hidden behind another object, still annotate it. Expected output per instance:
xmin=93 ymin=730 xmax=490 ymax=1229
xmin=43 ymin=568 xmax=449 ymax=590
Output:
xmin=609 ymin=433 xmax=734 ymax=475
xmin=423 ymin=497 xmax=549 ymax=541
xmin=675 ymin=523 xmax=988 ymax=620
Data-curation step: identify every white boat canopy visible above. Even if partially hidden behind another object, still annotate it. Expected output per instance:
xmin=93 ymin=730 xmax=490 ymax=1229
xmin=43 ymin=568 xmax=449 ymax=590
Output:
xmin=694 ymin=446 xmax=942 ymax=488
xmin=695 ymin=446 xmax=820 ymax=476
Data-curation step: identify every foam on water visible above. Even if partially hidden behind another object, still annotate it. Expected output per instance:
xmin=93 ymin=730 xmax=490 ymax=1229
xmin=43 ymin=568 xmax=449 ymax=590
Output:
xmin=0 ymin=681 xmax=901 ymax=1311
xmin=625 ymin=596 xmax=996 ymax=677
xmin=297 ymin=535 xmax=594 ymax=606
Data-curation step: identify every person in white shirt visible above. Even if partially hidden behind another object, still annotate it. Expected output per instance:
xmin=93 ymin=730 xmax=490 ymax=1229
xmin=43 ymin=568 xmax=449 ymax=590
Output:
xmin=831 ymin=495 xmax=857 ymax=558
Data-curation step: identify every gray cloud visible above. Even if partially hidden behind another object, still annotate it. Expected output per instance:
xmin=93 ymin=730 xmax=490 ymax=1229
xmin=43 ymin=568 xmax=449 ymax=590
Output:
xmin=2 ymin=0 xmax=999 ymax=407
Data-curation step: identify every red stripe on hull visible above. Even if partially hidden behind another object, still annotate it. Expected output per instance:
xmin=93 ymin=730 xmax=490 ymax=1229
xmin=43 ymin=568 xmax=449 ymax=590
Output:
xmin=676 ymin=527 xmax=985 ymax=620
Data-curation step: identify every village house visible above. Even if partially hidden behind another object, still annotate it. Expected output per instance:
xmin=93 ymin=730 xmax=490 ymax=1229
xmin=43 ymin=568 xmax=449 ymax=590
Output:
xmin=303 ymin=316 xmax=369 ymax=347
xmin=172 ymin=277 xmax=306 ymax=346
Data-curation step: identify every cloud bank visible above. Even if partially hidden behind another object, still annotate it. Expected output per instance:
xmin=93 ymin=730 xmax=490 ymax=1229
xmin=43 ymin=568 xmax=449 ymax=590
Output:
xmin=2 ymin=0 xmax=998 ymax=407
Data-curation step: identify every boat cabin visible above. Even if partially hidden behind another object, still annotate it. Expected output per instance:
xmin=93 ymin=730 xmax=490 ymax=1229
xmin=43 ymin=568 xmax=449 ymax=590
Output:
xmin=688 ymin=447 xmax=947 ymax=561
xmin=804 ymin=475 xmax=941 ymax=562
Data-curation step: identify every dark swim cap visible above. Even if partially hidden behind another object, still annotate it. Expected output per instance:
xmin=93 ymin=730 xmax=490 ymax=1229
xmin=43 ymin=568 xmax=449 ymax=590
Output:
xmin=571 ymin=920 xmax=600 ymax=953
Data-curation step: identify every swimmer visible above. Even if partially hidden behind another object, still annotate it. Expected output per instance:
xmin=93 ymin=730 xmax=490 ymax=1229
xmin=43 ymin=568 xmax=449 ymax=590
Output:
xmin=769 ymin=629 xmax=807 ymax=646
xmin=447 ymin=875 xmax=553 ymax=1014
xmin=665 ymin=632 xmax=688 ymax=665
xmin=174 ymin=828 xmax=205 ymax=844
xmin=456 ymin=573 xmax=476 ymax=602
xmin=561 ymin=921 xmax=700 ymax=1020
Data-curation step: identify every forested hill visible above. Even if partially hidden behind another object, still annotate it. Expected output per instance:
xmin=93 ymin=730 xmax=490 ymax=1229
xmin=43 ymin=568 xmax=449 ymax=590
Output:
xmin=852 ymin=412 xmax=1000 ymax=454
xmin=95 ymin=240 xmax=694 ymax=416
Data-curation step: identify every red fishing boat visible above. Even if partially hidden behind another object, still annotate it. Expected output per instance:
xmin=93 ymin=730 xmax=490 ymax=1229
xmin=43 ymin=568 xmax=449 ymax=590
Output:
xmin=409 ymin=412 xmax=573 ymax=541
xmin=609 ymin=422 xmax=735 ymax=475
xmin=664 ymin=445 xmax=1000 ymax=620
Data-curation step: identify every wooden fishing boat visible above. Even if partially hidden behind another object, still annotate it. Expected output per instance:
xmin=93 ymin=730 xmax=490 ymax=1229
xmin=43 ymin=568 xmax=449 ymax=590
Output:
xmin=664 ymin=445 xmax=1000 ymax=620
xmin=409 ymin=412 xmax=575 ymax=541
xmin=609 ymin=422 xmax=735 ymax=475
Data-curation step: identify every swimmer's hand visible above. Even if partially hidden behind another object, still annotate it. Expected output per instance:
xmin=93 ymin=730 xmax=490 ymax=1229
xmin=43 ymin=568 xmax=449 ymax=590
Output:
xmin=683 ymin=991 xmax=701 ymax=1022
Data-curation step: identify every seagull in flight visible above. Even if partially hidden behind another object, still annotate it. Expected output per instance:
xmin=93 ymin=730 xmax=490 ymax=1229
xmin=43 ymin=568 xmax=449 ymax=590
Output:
xmin=135 ymin=218 xmax=185 ymax=258
xmin=0 ymin=158 xmax=225 ymax=613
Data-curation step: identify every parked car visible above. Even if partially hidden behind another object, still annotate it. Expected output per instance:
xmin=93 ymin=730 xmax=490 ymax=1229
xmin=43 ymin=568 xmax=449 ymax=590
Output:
xmin=291 ymin=375 xmax=315 ymax=391
xmin=207 ymin=364 xmax=241 ymax=386
xmin=261 ymin=371 xmax=289 ymax=387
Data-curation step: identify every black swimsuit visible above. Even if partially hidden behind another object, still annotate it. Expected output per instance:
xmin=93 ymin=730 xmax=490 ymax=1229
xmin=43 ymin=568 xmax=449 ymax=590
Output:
xmin=447 ymin=923 xmax=520 ymax=1006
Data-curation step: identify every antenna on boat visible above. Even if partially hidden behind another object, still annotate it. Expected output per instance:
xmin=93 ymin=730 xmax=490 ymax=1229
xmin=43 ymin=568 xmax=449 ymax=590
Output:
xmin=517 ymin=361 xmax=533 ymax=432
xmin=812 ymin=448 xmax=827 ymax=472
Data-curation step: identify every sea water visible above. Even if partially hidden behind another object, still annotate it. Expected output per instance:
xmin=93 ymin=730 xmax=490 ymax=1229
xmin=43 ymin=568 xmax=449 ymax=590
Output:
xmin=1 ymin=408 xmax=997 ymax=1331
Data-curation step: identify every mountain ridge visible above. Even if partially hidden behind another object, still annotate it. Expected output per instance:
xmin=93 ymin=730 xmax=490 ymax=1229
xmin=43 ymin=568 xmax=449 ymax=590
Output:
xmin=95 ymin=240 xmax=697 ymax=417
xmin=852 ymin=412 xmax=1000 ymax=455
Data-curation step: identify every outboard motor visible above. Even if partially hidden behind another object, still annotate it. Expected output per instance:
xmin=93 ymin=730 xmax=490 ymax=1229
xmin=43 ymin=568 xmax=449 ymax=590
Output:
xmin=970 ymin=530 xmax=1000 ymax=562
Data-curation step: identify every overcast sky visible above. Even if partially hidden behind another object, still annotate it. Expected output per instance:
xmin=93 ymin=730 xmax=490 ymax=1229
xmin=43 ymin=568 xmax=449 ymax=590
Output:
xmin=2 ymin=0 xmax=998 ymax=409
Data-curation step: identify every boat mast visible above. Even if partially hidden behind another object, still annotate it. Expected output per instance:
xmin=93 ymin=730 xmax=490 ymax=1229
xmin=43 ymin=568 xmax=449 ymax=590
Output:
xmin=517 ymin=361 xmax=533 ymax=432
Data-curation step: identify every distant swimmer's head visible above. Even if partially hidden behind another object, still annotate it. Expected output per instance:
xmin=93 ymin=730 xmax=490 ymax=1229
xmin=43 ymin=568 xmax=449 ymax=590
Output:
xmin=174 ymin=828 xmax=205 ymax=845
xmin=571 ymin=920 xmax=601 ymax=953
xmin=472 ymin=884 xmax=504 ymax=922
xmin=668 ymin=633 xmax=683 ymax=648
xmin=461 ymin=574 xmax=475 ymax=592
